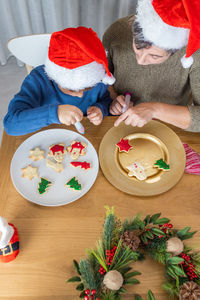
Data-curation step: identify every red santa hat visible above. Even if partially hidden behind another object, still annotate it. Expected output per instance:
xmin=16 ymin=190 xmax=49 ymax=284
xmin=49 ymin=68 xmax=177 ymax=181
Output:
xmin=45 ymin=27 xmax=115 ymax=91
xmin=136 ymin=0 xmax=200 ymax=68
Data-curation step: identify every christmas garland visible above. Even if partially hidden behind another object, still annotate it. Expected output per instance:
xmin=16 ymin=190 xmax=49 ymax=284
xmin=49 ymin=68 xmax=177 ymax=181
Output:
xmin=67 ymin=207 xmax=200 ymax=300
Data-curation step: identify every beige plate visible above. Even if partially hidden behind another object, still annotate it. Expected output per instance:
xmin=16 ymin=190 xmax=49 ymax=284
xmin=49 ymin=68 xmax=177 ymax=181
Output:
xmin=99 ymin=120 xmax=186 ymax=196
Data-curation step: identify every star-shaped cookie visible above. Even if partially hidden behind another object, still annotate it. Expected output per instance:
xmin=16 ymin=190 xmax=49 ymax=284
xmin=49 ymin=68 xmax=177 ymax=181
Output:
xmin=21 ymin=165 xmax=38 ymax=180
xmin=116 ymin=138 xmax=133 ymax=153
xmin=29 ymin=147 xmax=45 ymax=161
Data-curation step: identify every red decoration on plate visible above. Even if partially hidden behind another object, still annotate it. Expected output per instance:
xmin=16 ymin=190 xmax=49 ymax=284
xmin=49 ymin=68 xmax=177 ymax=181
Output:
xmin=49 ymin=144 xmax=65 ymax=155
xmin=116 ymin=138 xmax=133 ymax=153
xmin=70 ymin=161 xmax=91 ymax=170
xmin=70 ymin=142 xmax=85 ymax=154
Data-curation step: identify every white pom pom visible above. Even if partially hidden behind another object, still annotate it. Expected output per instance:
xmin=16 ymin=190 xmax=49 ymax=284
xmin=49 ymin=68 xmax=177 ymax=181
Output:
xmin=0 ymin=217 xmax=14 ymax=249
xmin=181 ymin=55 xmax=194 ymax=68
xmin=102 ymin=73 xmax=115 ymax=85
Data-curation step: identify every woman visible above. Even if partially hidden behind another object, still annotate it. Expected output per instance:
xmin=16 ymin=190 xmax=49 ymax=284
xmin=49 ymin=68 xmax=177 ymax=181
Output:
xmin=103 ymin=0 xmax=200 ymax=132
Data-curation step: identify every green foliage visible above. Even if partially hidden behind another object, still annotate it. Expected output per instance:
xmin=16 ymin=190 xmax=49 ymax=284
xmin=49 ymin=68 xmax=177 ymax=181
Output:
xmin=167 ymin=256 xmax=184 ymax=265
xmin=67 ymin=276 xmax=81 ymax=282
xmin=176 ymin=226 xmax=196 ymax=240
xmin=90 ymin=240 xmax=107 ymax=271
xmin=73 ymin=259 xmax=81 ymax=275
xmin=112 ymin=244 xmax=139 ymax=271
xmin=122 ymin=214 xmax=145 ymax=232
xmin=147 ymin=290 xmax=156 ymax=300
xmin=103 ymin=212 xmax=116 ymax=250
xmin=79 ymin=259 xmax=97 ymax=290
xmin=162 ymin=282 xmax=179 ymax=297
xmin=134 ymin=295 xmax=143 ymax=300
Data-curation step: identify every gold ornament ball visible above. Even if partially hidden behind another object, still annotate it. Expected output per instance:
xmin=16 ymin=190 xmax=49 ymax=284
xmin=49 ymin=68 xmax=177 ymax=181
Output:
xmin=166 ymin=237 xmax=184 ymax=256
xmin=103 ymin=270 xmax=124 ymax=291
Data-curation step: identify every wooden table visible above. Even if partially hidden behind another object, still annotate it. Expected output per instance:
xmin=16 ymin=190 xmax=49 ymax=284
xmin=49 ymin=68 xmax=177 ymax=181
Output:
xmin=0 ymin=117 xmax=200 ymax=300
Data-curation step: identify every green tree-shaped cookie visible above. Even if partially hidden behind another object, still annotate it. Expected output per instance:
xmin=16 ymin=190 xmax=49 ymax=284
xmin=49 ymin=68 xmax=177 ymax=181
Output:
xmin=66 ymin=177 xmax=81 ymax=191
xmin=38 ymin=178 xmax=52 ymax=194
xmin=154 ymin=159 xmax=170 ymax=170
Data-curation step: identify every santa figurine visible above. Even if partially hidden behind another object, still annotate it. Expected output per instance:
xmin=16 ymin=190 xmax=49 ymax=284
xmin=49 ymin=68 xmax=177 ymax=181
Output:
xmin=0 ymin=217 xmax=19 ymax=263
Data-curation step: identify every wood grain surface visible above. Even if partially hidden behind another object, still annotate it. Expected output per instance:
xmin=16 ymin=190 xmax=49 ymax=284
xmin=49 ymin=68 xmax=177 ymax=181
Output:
xmin=0 ymin=117 xmax=199 ymax=300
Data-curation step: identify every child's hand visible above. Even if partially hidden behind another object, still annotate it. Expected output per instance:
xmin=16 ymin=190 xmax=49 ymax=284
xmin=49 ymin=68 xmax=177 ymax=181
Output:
xmin=57 ymin=105 xmax=83 ymax=126
xmin=87 ymin=106 xmax=103 ymax=125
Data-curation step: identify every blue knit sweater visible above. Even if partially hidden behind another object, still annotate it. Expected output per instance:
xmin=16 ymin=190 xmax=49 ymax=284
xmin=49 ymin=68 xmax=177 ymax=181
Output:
xmin=4 ymin=65 xmax=112 ymax=136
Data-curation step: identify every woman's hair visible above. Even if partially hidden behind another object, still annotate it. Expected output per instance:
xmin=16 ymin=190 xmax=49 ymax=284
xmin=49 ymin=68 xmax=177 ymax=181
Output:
xmin=132 ymin=21 xmax=177 ymax=55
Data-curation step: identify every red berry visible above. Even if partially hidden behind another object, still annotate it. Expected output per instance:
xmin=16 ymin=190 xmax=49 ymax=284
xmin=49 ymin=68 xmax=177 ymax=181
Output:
xmin=92 ymin=289 xmax=96 ymax=295
xmin=84 ymin=296 xmax=89 ymax=300
xmin=85 ymin=289 xmax=90 ymax=295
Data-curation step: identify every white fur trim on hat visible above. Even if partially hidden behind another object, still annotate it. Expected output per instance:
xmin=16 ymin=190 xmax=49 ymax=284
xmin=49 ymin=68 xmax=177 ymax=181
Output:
xmin=136 ymin=0 xmax=190 ymax=50
xmin=102 ymin=73 xmax=115 ymax=85
xmin=181 ymin=55 xmax=194 ymax=68
xmin=0 ymin=217 xmax=14 ymax=249
xmin=45 ymin=58 xmax=114 ymax=91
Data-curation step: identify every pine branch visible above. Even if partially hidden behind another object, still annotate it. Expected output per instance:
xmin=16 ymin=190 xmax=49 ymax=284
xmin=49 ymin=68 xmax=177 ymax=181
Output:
xmin=79 ymin=259 xmax=97 ymax=290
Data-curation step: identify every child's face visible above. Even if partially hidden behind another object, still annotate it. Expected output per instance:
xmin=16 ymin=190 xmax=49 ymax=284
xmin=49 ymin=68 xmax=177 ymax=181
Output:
xmin=58 ymin=86 xmax=92 ymax=98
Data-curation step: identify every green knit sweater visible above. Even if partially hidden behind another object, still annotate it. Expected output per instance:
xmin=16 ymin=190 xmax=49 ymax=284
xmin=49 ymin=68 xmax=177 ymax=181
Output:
xmin=103 ymin=15 xmax=200 ymax=132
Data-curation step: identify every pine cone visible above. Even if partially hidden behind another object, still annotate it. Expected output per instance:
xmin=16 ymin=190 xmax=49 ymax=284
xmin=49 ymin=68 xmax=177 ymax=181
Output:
xmin=179 ymin=281 xmax=200 ymax=300
xmin=121 ymin=230 xmax=141 ymax=251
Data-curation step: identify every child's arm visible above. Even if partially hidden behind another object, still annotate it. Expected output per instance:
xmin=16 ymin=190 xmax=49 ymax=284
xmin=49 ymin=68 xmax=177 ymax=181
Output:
xmin=3 ymin=69 xmax=60 ymax=136
xmin=92 ymin=84 xmax=112 ymax=117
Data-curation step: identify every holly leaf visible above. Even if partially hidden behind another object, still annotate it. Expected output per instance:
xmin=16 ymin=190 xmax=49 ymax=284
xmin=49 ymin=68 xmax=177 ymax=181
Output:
xmin=67 ymin=276 xmax=81 ymax=282
xmin=154 ymin=218 xmax=170 ymax=225
xmin=124 ymin=271 xmax=142 ymax=279
xmin=73 ymin=259 xmax=81 ymax=275
xmin=118 ymin=287 xmax=127 ymax=293
xmin=76 ymin=283 xmax=84 ymax=291
xmin=134 ymin=295 xmax=143 ymax=300
xmin=147 ymin=290 xmax=156 ymax=300
xmin=143 ymin=215 xmax=151 ymax=225
xmin=167 ymin=257 xmax=184 ymax=265
xmin=149 ymin=213 xmax=161 ymax=224
xmin=150 ymin=228 xmax=165 ymax=236
xmin=177 ymin=227 xmax=196 ymax=240
xmin=124 ymin=278 xmax=140 ymax=285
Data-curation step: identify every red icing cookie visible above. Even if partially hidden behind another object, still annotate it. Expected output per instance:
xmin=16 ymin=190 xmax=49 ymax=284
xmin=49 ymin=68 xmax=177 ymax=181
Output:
xmin=67 ymin=140 xmax=87 ymax=160
xmin=70 ymin=161 xmax=91 ymax=170
xmin=116 ymin=138 xmax=133 ymax=153
xmin=48 ymin=143 xmax=66 ymax=162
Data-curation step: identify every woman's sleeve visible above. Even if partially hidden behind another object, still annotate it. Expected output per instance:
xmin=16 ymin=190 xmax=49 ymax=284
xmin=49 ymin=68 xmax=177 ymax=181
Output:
xmin=102 ymin=26 xmax=114 ymax=74
xmin=188 ymin=67 xmax=200 ymax=132
xmin=3 ymin=70 xmax=60 ymax=136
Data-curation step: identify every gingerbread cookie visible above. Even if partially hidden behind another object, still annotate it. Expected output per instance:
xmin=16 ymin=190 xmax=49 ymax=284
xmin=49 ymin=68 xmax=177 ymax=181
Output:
xmin=29 ymin=147 xmax=45 ymax=161
xmin=70 ymin=161 xmax=91 ymax=170
xmin=66 ymin=177 xmax=82 ymax=191
xmin=38 ymin=178 xmax=52 ymax=194
xmin=21 ymin=164 xmax=38 ymax=180
xmin=126 ymin=162 xmax=147 ymax=181
xmin=116 ymin=138 xmax=133 ymax=153
xmin=46 ymin=158 xmax=64 ymax=173
xmin=154 ymin=159 xmax=170 ymax=171
xmin=48 ymin=144 xmax=66 ymax=162
xmin=66 ymin=141 xmax=87 ymax=160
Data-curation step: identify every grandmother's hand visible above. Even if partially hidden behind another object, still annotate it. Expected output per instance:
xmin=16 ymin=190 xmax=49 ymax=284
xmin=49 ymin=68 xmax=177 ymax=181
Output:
xmin=110 ymin=95 xmax=133 ymax=115
xmin=114 ymin=103 xmax=156 ymax=127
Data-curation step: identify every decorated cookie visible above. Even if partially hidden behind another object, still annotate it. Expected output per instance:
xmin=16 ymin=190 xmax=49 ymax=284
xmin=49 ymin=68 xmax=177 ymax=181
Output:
xmin=48 ymin=144 xmax=66 ymax=162
xmin=116 ymin=138 xmax=133 ymax=153
xmin=66 ymin=177 xmax=82 ymax=191
xmin=66 ymin=141 xmax=87 ymax=160
xmin=29 ymin=147 xmax=45 ymax=161
xmin=21 ymin=164 xmax=38 ymax=180
xmin=70 ymin=161 xmax=91 ymax=170
xmin=38 ymin=178 xmax=52 ymax=194
xmin=154 ymin=158 xmax=170 ymax=171
xmin=46 ymin=158 xmax=64 ymax=173
xmin=126 ymin=162 xmax=147 ymax=181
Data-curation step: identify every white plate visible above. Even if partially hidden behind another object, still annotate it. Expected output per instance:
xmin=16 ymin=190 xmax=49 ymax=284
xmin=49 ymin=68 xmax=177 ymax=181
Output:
xmin=10 ymin=129 xmax=99 ymax=206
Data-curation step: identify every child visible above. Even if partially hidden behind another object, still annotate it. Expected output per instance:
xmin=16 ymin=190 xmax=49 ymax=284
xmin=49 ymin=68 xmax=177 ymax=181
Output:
xmin=4 ymin=27 xmax=115 ymax=135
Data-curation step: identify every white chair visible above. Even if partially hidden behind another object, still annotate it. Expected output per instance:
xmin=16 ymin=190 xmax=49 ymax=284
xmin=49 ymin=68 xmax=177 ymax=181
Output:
xmin=7 ymin=34 xmax=51 ymax=74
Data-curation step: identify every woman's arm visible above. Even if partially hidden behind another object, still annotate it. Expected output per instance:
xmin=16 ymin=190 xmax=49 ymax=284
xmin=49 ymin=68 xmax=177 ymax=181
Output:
xmin=114 ymin=102 xmax=191 ymax=129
